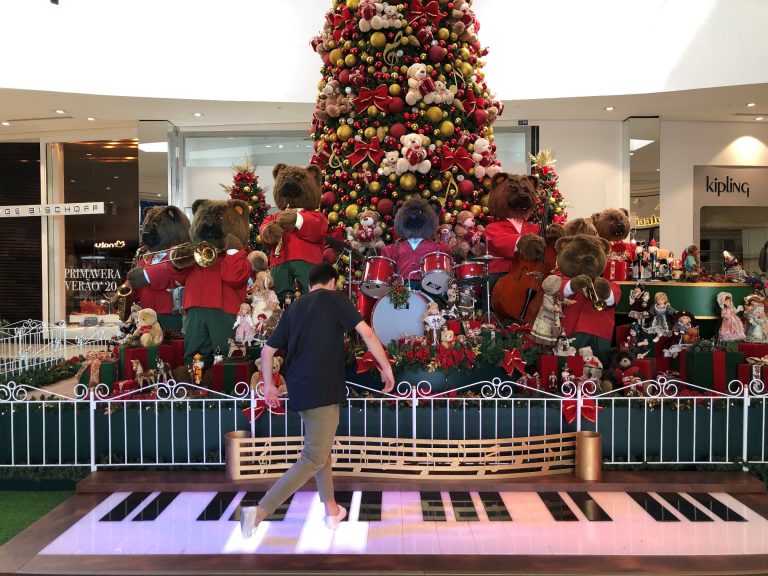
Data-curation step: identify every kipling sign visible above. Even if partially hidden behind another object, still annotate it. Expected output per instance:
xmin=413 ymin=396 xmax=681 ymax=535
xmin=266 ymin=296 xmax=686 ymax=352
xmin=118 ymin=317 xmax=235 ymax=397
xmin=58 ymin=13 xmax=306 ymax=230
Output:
xmin=705 ymin=175 xmax=750 ymax=197
xmin=694 ymin=166 xmax=767 ymax=207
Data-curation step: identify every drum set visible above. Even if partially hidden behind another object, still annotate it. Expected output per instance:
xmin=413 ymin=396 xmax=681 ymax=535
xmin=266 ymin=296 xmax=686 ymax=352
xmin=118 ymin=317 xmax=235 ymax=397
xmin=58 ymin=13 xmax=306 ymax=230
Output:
xmin=351 ymin=250 xmax=501 ymax=344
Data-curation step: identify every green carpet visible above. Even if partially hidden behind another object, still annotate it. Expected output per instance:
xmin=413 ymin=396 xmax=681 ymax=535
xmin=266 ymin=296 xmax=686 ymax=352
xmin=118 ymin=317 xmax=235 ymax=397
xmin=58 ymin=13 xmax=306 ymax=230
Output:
xmin=0 ymin=491 xmax=72 ymax=547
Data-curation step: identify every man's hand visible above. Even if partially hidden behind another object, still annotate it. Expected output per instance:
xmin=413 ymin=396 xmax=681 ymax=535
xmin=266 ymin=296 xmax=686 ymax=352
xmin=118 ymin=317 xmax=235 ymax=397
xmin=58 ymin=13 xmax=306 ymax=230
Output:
xmin=380 ymin=365 xmax=395 ymax=394
xmin=263 ymin=381 xmax=280 ymax=407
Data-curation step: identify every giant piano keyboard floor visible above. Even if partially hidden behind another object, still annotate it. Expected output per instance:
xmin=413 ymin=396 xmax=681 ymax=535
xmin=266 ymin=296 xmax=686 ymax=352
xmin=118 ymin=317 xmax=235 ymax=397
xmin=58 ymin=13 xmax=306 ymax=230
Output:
xmin=2 ymin=471 xmax=768 ymax=575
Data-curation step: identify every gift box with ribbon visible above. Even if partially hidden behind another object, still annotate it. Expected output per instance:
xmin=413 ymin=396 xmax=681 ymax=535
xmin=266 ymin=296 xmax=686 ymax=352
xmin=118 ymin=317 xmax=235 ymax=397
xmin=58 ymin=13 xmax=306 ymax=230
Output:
xmin=635 ymin=357 xmax=656 ymax=380
xmin=737 ymin=357 xmax=768 ymax=385
xmin=602 ymin=260 xmax=628 ymax=281
xmin=211 ymin=357 xmax=253 ymax=394
xmin=672 ymin=349 xmax=744 ymax=392
xmin=120 ymin=344 xmax=174 ymax=380
xmin=737 ymin=343 xmax=768 ymax=359
xmin=539 ymin=355 xmax=585 ymax=389
xmin=76 ymin=352 xmax=117 ymax=389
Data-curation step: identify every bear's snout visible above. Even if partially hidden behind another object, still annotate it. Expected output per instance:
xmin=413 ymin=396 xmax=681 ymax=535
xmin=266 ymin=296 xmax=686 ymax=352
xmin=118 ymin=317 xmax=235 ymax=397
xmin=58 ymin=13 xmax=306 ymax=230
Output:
xmin=610 ymin=218 xmax=628 ymax=235
xmin=197 ymin=221 xmax=223 ymax=242
xmin=277 ymin=179 xmax=303 ymax=199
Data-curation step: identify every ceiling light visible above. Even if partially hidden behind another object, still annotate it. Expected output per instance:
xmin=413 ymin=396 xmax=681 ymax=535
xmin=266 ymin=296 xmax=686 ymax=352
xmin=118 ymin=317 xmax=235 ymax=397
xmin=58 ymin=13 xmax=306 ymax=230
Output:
xmin=757 ymin=117 xmax=765 ymax=121
xmin=87 ymin=117 xmax=95 ymax=121
xmin=193 ymin=112 xmax=203 ymax=117
xmin=0 ymin=121 xmax=9 ymax=126
xmin=605 ymin=106 xmax=614 ymax=111
xmin=113 ymin=176 xmax=119 ymax=179
xmin=656 ymin=168 xmax=661 ymax=172
xmin=55 ymin=109 xmax=66 ymax=114
xmin=106 ymin=186 xmax=111 ymax=190
xmin=629 ymin=152 xmax=634 ymax=156
xmin=86 ymin=153 xmax=92 ymax=156
xmin=156 ymin=193 xmax=162 ymax=197
xmin=629 ymin=139 xmax=654 ymax=151
xmin=138 ymin=141 xmax=168 ymax=153
xmin=747 ymin=102 xmax=757 ymax=107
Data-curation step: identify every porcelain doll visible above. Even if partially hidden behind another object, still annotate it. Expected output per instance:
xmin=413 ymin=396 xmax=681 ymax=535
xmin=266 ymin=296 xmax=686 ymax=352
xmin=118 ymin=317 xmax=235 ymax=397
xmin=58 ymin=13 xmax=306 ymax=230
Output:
xmin=744 ymin=295 xmax=768 ymax=342
xmin=648 ymin=291 xmax=676 ymax=342
xmin=233 ymin=302 xmax=256 ymax=345
xmin=621 ymin=322 xmax=651 ymax=359
xmin=672 ymin=311 xmax=699 ymax=346
xmin=627 ymin=282 xmax=651 ymax=327
xmin=423 ymin=301 xmax=445 ymax=346
xmin=723 ymin=251 xmax=747 ymax=283
xmin=530 ymin=275 xmax=574 ymax=347
xmin=717 ymin=291 xmax=745 ymax=342
xmin=682 ymin=245 xmax=701 ymax=281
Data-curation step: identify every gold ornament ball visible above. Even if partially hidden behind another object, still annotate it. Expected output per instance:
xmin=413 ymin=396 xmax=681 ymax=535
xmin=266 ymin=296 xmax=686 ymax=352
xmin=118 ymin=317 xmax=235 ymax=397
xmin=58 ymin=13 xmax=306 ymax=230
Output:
xmin=443 ymin=213 xmax=452 ymax=223
xmin=439 ymin=120 xmax=455 ymax=137
xmin=345 ymin=204 xmax=360 ymax=220
xmin=429 ymin=179 xmax=443 ymax=193
xmin=342 ymin=254 xmax=349 ymax=264
xmin=342 ymin=158 xmax=351 ymax=167
xmin=388 ymin=173 xmax=397 ymax=182
xmin=243 ymin=185 xmax=251 ymax=193
xmin=344 ymin=54 xmax=357 ymax=67
xmin=461 ymin=62 xmax=474 ymax=78
xmin=470 ymin=204 xmax=482 ymax=217
xmin=453 ymin=199 xmax=463 ymax=209
xmin=367 ymin=66 xmax=375 ymax=74
xmin=368 ymin=181 xmax=382 ymax=194
xmin=354 ymin=270 xmax=362 ymax=278
xmin=437 ymin=27 xmax=450 ymax=40
xmin=482 ymin=177 xmax=492 ymax=190
xmin=366 ymin=56 xmax=374 ymax=64
xmin=370 ymin=31 xmax=387 ymax=48
xmin=399 ymin=173 xmax=417 ymax=190
xmin=388 ymin=84 xmax=401 ymax=96
xmin=248 ymin=223 xmax=253 ymax=230
xmin=329 ymin=48 xmax=343 ymax=66
xmin=482 ymin=206 xmax=489 ymax=214
xmin=367 ymin=105 xmax=379 ymax=118
xmin=459 ymin=47 xmax=471 ymax=60
xmin=333 ymin=203 xmax=340 ymax=211
xmin=256 ymin=234 xmax=261 ymax=243
xmin=336 ymin=124 xmax=353 ymax=140
xmin=480 ymin=195 xmax=489 ymax=208
xmin=251 ymin=195 xmax=258 ymax=202
xmin=328 ymin=211 xmax=339 ymax=224
xmin=555 ymin=207 xmax=563 ymax=214
xmin=248 ymin=205 xmax=253 ymax=213
xmin=421 ymin=136 xmax=431 ymax=147
xmin=421 ymin=189 xmax=431 ymax=199
xmin=392 ymin=191 xmax=399 ymax=199
xmin=349 ymin=190 xmax=358 ymax=199
xmin=336 ymin=277 xmax=345 ymax=289
xmin=426 ymin=106 xmax=443 ymax=123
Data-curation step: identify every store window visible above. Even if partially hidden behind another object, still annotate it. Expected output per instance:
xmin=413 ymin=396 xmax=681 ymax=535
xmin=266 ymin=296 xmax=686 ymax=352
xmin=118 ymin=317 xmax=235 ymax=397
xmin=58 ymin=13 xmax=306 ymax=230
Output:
xmin=61 ymin=140 xmax=139 ymax=319
xmin=700 ymin=206 xmax=768 ymax=275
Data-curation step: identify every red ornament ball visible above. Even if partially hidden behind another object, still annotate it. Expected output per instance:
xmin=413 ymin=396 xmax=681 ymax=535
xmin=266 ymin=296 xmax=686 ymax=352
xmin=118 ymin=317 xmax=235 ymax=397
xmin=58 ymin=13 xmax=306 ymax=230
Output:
xmin=389 ymin=122 xmax=407 ymax=140
xmin=321 ymin=191 xmax=337 ymax=207
xmin=389 ymin=97 xmax=404 ymax=114
xmin=428 ymin=45 xmax=447 ymax=63
xmin=377 ymin=198 xmax=394 ymax=216
xmin=459 ymin=179 xmax=475 ymax=197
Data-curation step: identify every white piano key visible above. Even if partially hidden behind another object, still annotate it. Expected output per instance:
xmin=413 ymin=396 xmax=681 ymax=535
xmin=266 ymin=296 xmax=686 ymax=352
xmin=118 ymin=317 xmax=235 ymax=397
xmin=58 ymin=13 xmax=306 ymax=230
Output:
xmin=294 ymin=493 xmax=335 ymax=553
xmin=254 ymin=491 xmax=315 ymax=554
xmin=365 ymin=491 xmax=404 ymax=555
xmin=400 ymin=491 xmax=440 ymax=555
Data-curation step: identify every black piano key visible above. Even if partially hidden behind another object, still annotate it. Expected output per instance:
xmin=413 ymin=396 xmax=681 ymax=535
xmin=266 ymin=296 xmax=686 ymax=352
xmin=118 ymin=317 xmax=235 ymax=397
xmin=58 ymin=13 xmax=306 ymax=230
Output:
xmin=229 ymin=492 xmax=294 ymax=522
xmin=628 ymin=492 xmax=680 ymax=522
xmin=568 ymin=492 xmax=612 ymax=522
xmin=688 ymin=493 xmax=746 ymax=522
xmin=449 ymin=492 xmax=480 ymax=521
xmin=421 ymin=491 xmax=447 ymax=521
xmin=478 ymin=492 xmax=512 ymax=521
xmin=358 ymin=491 xmax=382 ymax=522
xmin=538 ymin=492 xmax=579 ymax=521
xmin=657 ymin=492 xmax=714 ymax=522
xmin=197 ymin=492 xmax=238 ymax=521
xmin=133 ymin=492 xmax=179 ymax=522
xmin=100 ymin=492 xmax=151 ymax=522
xmin=334 ymin=491 xmax=354 ymax=523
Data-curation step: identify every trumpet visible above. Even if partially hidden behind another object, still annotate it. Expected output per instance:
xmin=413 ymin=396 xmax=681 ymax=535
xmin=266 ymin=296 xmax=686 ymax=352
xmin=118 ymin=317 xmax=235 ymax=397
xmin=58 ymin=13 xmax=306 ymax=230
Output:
xmin=141 ymin=242 xmax=222 ymax=268
xmin=115 ymin=282 xmax=133 ymax=322
xmin=585 ymin=280 xmax=606 ymax=311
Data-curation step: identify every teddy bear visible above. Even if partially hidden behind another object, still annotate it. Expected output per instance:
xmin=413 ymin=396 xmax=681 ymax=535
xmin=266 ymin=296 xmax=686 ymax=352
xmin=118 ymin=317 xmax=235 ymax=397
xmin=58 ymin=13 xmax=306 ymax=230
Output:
xmin=381 ymin=197 xmax=453 ymax=288
xmin=564 ymin=218 xmax=598 ymax=237
xmin=250 ymin=356 xmax=288 ymax=418
xmin=591 ymin=208 xmax=633 ymax=262
xmin=129 ymin=199 xmax=251 ymax=371
xmin=118 ymin=205 xmax=190 ymax=331
xmin=431 ymin=80 xmax=454 ymax=105
xmin=405 ymin=62 xmax=437 ymax=106
xmin=396 ymin=133 xmax=431 ymax=175
xmin=314 ymin=80 xmax=353 ymax=122
xmin=379 ymin=150 xmax=400 ymax=177
xmin=440 ymin=327 xmax=456 ymax=349
xmin=346 ymin=210 xmax=385 ymax=256
xmin=130 ymin=308 xmax=164 ymax=347
xmin=357 ymin=0 xmax=384 ymax=32
xmin=259 ymin=163 xmax=328 ymax=301
xmin=453 ymin=210 xmax=485 ymax=259
xmin=449 ymin=0 xmax=480 ymax=48
xmin=555 ymin=232 xmax=621 ymax=368
xmin=380 ymin=2 xmax=402 ymax=28
xmin=471 ymin=137 xmax=500 ymax=180
xmin=607 ymin=349 xmax=642 ymax=394
xmin=484 ymin=173 xmax=546 ymax=294
xmin=578 ymin=346 xmax=604 ymax=384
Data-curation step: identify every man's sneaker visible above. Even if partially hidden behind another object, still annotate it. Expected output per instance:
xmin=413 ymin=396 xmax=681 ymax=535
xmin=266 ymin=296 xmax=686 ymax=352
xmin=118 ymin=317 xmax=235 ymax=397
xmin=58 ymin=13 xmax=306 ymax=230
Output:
xmin=240 ymin=506 xmax=257 ymax=538
xmin=324 ymin=505 xmax=347 ymax=530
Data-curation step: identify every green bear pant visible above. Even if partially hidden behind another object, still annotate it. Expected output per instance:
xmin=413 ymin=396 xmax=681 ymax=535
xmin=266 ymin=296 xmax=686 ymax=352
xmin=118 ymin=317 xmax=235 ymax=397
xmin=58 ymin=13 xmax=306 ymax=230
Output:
xmin=182 ymin=307 xmax=236 ymax=366
xmin=271 ymin=260 xmax=314 ymax=302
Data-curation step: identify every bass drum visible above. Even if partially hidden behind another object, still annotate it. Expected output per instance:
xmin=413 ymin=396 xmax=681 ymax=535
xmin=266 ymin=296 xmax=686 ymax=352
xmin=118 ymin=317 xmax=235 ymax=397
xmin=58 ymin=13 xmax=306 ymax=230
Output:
xmin=371 ymin=291 xmax=432 ymax=345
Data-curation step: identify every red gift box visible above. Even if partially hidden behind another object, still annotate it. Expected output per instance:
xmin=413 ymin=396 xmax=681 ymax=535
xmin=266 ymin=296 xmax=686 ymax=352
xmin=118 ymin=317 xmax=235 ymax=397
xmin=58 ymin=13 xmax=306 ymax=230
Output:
xmin=602 ymin=261 xmax=628 ymax=281
xmin=737 ymin=343 xmax=768 ymax=360
xmin=211 ymin=359 xmax=253 ymax=393
xmin=635 ymin=358 xmax=655 ymax=380
xmin=172 ymin=339 xmax=185 ymax=368
xmin=122 ymin=344 xmax=174 ymax=379
xmin=539 ymin=355 xmax=585 ymax=388
xmin=737 ymin=363 xmax=768 ymax=385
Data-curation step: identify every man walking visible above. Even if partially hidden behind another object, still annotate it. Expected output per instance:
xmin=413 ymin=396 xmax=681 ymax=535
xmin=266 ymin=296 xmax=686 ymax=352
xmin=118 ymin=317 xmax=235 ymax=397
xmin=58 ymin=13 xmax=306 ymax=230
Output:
xmin=241 ymin=263 xmax=395 ymax=536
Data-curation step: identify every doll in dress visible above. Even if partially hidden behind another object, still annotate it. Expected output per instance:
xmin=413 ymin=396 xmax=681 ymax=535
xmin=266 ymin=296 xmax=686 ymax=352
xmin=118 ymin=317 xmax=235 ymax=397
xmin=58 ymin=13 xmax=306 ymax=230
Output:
xmin=717 ymin=291 xmax=745 ymax=342
xmin=672 ymin=310 xmax=699 ymax=346
xmin=621 ymin=322 xmax=651 ymax=359
xmin=627 ymin=282 xmax=651 ymax=327
xmin=744 ymin=295 xmax=768 ymax=342
xmin=233 ymin=302 xmax=256 ymax=345
xmin=530 ymin=275 xmax=574 ymax=348
xmin=423 ymin=301 xmax=445 ymax=346
xmin=648 ymin=291 xmax=676 ymax=342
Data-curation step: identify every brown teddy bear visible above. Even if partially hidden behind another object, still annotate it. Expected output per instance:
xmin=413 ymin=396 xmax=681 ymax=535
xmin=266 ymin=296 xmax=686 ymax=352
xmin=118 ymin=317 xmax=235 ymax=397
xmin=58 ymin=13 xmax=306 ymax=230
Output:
xmin=250 ymin=355 xmax=288 ymax=417
xmin=484 ymin=173 xmax=545 ymax=293
xmin=555 ymin=233 xmax=621 ymax=367
xmin=346 ymin=209 xmax=385 ymax=256
xmin=259 ymin=163 xmax=327 ymax=301
xmin=453 ymin=210 xmax=485 ymax=260
xmin=313 ymin=79 xmax=353 ymax=122
xmin=564 ymin=217 xmax=597 ymax=237
xmin=131 ymin=308 xmax=164 ymax=347
xmin=592 ymin=208 xmax=633 ymax=261
xmin=119 ymin=205 xmax=190 ymax=330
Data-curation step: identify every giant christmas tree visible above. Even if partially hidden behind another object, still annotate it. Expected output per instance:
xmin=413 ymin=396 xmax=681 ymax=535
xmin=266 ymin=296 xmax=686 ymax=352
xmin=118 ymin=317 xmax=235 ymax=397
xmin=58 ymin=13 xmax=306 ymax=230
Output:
xmin=310 ymin=0 xmax=503 ymax=280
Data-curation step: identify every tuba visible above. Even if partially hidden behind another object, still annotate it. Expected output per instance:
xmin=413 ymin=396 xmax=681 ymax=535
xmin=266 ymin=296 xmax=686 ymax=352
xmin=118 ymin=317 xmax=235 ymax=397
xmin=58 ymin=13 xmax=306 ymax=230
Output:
xmin=585 ymin=280 xmax=606 ymax=311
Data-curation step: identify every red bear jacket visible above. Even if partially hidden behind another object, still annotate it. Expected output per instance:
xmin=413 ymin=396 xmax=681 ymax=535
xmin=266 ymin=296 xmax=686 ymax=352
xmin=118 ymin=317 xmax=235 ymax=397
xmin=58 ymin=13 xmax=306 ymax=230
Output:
xmin=380 ymin=239 xmax=453 ymax=281
xmin=134 ymin=252 xmax=177 ymax=314
xmin=485 ymin=219 xmax=540 ymax=275
xmin=559 ymin=277 xmax=622 ymax=341
xmin=146 ymin=250 xmax=251 ymax=315
xmin=259 ymin=210 xmax=327 ymax=266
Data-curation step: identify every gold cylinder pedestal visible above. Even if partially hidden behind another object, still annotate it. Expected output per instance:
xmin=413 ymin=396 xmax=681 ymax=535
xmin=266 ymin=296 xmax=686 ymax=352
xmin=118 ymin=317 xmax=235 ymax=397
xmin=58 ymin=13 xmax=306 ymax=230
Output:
xmin=225 ymin=430 xmax=251 ymax=481
xmin=575 ymin=431 xmax=602 ymax=482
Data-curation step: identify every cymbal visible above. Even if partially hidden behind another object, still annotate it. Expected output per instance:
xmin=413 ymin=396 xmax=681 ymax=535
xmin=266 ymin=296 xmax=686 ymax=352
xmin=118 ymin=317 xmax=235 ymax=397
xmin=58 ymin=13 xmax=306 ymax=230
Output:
xmin=471 ymin=254 xmax=504 ymax=261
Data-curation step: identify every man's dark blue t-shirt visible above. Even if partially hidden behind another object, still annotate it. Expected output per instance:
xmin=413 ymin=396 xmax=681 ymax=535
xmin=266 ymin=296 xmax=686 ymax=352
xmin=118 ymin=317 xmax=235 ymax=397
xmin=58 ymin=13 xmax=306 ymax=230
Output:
xmin=266 ymin=289 xmax=363 ymax=412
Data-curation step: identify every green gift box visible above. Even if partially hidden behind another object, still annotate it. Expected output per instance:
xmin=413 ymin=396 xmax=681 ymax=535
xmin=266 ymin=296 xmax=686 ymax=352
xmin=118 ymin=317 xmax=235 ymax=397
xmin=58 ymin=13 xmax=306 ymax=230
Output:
xmin=119 ymin=344 xmax=174 ymax=380
xmin=78 ymin=359 xmax=117 ymax=389
xmin=673 ymin=350 xmax=744 ymax=392
xmin=212 ymin=358 xmax=254 ymax=394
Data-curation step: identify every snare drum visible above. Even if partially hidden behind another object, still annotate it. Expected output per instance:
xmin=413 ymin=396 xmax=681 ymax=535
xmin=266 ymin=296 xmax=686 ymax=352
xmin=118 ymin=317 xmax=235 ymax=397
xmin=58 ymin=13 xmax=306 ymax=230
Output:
xmin=454 ymin=261 xmax=486 ymax=284
xmin=371 ymin=291 xmax=432 ymax=345
xmin=361 ymin=256 xmax=397 ymax=299
xmin=420 ymin=251 xmax=453 ymax=295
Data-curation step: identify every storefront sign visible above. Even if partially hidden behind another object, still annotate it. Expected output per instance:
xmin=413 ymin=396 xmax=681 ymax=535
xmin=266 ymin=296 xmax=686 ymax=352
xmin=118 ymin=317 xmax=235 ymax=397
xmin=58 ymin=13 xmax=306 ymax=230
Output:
xmin=94 ymin=240 xmax=126 ymax=249
xmin=0 ymin=202 xmax=105 ymax=218
xmin=65 ymin=267 xmax=122 ymax=293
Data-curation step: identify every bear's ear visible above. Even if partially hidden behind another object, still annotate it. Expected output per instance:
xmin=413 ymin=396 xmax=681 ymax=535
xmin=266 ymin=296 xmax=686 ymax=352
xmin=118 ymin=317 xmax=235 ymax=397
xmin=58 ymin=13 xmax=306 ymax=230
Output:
xmin=232 ymin=200 xmax=248 ymax=217
xmin=165 ymin=206 xmax=177 ymax=220
xmin=619 ymin=207 xmax=629 ymax=217
xmin=492 ymin=172 xmax=509 ymax=187
xmin=272 ymin=163 xmax=287 ymax=179
xmin=525 ymin=175 xmax=538 ymax=191
xmin=306 ymin=164 xmax=323 ymax=186
xmin=191 ymin=199 xmax=209 ymax=215
xmin=554 ymin=236 xmax=573 ymax=253
xmin=590 ymin=212 xmax=600 ymax=224
xmin=598 ymin=237 xmax=611 ymax=255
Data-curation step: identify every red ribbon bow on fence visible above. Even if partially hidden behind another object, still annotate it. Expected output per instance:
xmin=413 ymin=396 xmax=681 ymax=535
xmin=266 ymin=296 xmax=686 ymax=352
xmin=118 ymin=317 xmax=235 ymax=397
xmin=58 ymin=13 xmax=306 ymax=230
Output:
xmin=354 ymin=85 xmax=392 ymax=114
xmin=356 ymin=350 xmax=394 ymax=374
xmin=562 ymin=399 xmax=603 ymax=424
xmin=348 ymin=137 xmax=385 ymax=167
xmin=440 ymin=147 xmax=474 ymax=173
xmin=501 ymin=348 xmax=526 ymax=377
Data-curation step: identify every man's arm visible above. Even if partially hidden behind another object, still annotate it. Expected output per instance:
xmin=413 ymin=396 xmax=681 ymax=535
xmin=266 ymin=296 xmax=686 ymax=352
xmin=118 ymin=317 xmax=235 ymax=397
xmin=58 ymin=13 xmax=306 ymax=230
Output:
xmin=355 ymin=320 xmax=395 ymax=393
xmin=260 ymin=344 xmax=280 ymax=405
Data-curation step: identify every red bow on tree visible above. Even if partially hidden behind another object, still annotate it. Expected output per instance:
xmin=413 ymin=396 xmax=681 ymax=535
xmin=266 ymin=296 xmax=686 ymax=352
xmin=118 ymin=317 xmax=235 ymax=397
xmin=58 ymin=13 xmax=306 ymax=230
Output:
xmin=462 ymin=91 xmax=485 ymax=116
xmin=329 ymin=7 xmax=351 ymax=41
xmin=562 ymin=399 xmax=603 ymax=424
xmin=354 ymin=85 xmax=392 ymax=114
xmin=501 ymin=348 xmax=526 ymax=377
xmin=356 ymin=350 xmax=394 ymax=374
xmin=348 ymin=137 xmax=385 ymax=167
xmin=409 ymin=0 xmax=445 ymax=27
xmin=440 ymin=147 xmax=475 ymax=173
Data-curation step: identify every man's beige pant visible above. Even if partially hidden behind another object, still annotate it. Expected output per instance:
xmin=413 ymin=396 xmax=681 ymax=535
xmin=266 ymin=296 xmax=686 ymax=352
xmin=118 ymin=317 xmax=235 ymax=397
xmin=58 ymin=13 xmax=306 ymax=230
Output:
xmin=258 ymin=403 xmax=340 ymax=515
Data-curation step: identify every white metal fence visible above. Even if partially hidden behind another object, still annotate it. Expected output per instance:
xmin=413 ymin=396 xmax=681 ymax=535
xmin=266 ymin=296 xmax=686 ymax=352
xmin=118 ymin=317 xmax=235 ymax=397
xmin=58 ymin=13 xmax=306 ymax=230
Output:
xmin=0 ymin=320 xmax=115 ymax=376
xmin=0 ymin=375 xmax=765 ymax=471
